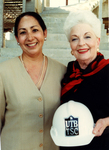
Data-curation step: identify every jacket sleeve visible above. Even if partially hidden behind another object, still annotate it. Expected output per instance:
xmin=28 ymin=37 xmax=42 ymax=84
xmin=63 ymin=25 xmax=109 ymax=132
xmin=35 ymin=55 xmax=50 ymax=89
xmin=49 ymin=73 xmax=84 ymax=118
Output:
xmin=0 ymin=74 xmax=5 ymax=134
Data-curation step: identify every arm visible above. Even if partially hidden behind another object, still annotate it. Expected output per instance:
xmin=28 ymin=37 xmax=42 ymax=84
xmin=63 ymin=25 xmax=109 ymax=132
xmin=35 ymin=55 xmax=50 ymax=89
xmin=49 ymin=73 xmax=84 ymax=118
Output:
xmin=0 ymin=75 xmax=5 ymax=134
xmin=93 ymin=64 xmax=109 ymax=137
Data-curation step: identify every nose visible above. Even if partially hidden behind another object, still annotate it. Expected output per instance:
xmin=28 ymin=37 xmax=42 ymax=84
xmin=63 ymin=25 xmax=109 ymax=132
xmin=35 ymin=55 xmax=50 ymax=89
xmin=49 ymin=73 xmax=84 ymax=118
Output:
xmin=79 ymin=38 xmax=85 ymax=46
xmin=27 ymin=32 xmax=34 ymax=41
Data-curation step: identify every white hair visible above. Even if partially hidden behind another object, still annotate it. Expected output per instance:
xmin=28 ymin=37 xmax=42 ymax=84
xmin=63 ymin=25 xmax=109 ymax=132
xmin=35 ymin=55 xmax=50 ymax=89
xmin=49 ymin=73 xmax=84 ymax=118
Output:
xmin=64 ymin=9 xmax=101 ymax=41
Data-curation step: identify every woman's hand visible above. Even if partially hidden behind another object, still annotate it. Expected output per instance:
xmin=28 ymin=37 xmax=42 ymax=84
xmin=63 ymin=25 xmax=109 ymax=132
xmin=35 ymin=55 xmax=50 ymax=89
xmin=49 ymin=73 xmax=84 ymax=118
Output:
xmin=93 ymin=117 xmax=109 ymax=137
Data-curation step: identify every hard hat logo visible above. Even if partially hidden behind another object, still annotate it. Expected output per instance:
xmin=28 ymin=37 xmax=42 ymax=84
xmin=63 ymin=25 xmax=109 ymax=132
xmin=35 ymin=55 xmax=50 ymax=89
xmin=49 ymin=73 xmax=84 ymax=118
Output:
xmin=65 ymin=115 xmax=79 ymax=136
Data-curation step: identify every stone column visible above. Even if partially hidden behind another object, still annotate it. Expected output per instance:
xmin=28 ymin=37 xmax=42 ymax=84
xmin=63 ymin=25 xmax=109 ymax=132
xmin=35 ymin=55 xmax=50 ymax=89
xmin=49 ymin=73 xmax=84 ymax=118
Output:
xmin=42 ymin=0 xmax=44 ymax=11
xmin=0 ymin=0 xmax=3 ymax=48
xmin=99 ymin=0 xmax=102 ymax=23
xmin=66 ymin=0 xmax=68 ymax=5
xmin=45 ymin=0 xmax=50 ymax=7
xmin=22 ymin=0 xmax=26 ymax=12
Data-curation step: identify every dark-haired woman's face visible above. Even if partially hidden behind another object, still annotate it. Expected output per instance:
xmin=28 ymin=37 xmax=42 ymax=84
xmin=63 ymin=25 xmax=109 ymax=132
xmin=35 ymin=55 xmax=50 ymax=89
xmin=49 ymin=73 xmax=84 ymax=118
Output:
xmin=15 ymin=15 xmax=47 ymax=56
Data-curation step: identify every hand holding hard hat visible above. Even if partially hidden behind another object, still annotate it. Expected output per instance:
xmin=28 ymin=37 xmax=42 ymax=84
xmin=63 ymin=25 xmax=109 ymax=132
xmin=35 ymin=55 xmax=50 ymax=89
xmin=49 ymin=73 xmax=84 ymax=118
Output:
xmin=50 ymin=100 xmax=95 ymax=147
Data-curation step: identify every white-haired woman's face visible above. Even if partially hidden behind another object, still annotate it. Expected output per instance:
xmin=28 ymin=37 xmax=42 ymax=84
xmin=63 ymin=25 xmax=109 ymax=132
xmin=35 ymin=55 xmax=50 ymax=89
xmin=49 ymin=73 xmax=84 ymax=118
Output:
xmin=70 ymin=23 xmax=100 ymax=68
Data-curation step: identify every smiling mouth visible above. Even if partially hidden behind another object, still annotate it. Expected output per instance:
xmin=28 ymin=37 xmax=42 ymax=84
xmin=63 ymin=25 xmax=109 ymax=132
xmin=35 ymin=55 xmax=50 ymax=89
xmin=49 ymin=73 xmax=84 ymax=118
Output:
xmin=78 ymin=49 xmax=89 ymax=53
xmin=27 ymin=43 xmax=38 ymax=47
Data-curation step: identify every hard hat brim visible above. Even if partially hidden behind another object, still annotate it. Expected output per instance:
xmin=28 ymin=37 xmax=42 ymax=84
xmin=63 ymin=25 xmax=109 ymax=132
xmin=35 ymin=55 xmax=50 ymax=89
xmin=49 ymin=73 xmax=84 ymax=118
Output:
xmin=51 ymin=133 xmax=95 ymax=147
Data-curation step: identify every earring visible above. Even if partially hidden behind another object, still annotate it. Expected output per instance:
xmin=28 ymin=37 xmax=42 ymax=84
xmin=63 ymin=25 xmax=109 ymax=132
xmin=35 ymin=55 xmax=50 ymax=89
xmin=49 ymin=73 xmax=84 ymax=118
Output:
xmin=71 ymin=50 xmax=74 ymax=55
xmin=44 ymin=38 xmax=47 ymax=41
xmin=17 ymin=42 xmax=20 ymax=45
xmin=97 ymin=48 xmax=99 ymax=52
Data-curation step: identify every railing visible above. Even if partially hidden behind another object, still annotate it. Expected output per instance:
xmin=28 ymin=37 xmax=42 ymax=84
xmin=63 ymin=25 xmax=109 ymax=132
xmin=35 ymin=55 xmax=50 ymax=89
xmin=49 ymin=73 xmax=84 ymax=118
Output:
xmin=66 ymin=0 xmax=89 ymax=5
xmin=49 ymin=0 xmax=99 ymax=7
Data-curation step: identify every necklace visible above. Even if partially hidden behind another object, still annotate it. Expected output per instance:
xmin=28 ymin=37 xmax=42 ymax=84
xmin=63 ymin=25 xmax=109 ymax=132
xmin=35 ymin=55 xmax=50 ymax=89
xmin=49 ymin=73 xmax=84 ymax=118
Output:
xmin=20 ymin=54 xmax=45 ymax=88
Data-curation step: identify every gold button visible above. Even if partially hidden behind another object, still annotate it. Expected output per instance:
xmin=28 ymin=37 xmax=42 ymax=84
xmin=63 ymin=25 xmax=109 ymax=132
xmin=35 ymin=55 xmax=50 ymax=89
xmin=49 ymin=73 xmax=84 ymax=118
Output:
xmin=38 ymin=97 xmax=42 ymax=102
xmin=39 ymin=143 xmax=43 ymax=147
xmin=39 ymin=114 xmax=43 ymax=118
xmin=39 ymin=129 xmax=43 ymax=133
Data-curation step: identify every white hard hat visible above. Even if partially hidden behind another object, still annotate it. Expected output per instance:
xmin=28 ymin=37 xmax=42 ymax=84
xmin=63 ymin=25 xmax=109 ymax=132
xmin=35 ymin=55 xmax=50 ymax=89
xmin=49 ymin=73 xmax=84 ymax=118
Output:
xmin=50 ymin=100 xmax=95 ymax=147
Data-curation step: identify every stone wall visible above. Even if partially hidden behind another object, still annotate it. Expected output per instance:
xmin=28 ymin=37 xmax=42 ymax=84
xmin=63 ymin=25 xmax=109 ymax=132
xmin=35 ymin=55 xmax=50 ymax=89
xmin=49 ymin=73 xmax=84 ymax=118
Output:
xmin=26 ymin=0 xmax=36 ymax=12
xmin=0 ymin=0 xmax=3 ymax=48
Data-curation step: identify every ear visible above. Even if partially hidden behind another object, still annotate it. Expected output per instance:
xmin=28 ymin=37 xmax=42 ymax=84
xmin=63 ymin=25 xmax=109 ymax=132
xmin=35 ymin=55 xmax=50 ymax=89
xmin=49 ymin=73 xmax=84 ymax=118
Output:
xmin=97 ymin=38 xmax=100 ymax=47
xmin=43 ymin=29 xmax=47 ymax=38
xmin=15 ymin=36 xmax=19 ymax=43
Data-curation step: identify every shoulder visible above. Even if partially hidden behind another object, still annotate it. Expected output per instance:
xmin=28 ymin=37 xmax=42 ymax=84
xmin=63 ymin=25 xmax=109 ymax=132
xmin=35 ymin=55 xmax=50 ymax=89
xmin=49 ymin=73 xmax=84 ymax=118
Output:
xmin=99 ymin=58 xmax=109 ymax=74
xmin=0 ymin=57 xmax=18 ymax=66
xmin=100 ymin=62 xmax=109 ymax=76
xmin=47 ymin=57 xmax=66 ymax=71
xmin=66 ymin=60 xmax=75 ymax=73
xmin=67 ymin=61 xmax=75 ymax=67
xmin=48 ymin=57 xmax=65 ymax=66
xmin=0 ymin=57 xmax=19 ymax=72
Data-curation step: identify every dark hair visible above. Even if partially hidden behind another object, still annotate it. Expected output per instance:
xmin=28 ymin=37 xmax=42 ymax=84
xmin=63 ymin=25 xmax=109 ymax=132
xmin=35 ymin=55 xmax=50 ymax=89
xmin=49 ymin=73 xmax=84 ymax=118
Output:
xmin=14 ymin=11 xmax=47 ymax=37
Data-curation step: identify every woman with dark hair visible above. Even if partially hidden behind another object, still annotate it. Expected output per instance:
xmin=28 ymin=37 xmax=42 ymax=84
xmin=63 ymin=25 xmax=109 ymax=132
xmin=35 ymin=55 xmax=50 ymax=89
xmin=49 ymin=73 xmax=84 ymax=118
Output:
xmin=0 ymin=11 xmax=66 ymax=150
xmin=60 ymin=9 xmax=109 ymax=150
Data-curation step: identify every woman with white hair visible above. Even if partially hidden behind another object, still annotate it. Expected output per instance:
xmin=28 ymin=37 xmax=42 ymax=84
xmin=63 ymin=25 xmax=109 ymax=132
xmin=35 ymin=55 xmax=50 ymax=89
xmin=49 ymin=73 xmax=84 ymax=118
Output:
xmin=60 ymin=9 xmax=109 ymax=150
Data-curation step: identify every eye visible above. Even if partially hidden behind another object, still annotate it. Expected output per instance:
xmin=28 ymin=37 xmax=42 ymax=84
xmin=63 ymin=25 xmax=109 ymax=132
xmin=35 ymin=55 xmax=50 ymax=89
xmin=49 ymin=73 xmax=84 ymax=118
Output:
xmin=20 ymin=31 xmax=26 ymax=35
xmin=85 ymin=36 xmax=91 ymax=39
xmin=33 ymin=29 xmax=38 ymax=32
xmin=72 ymin=38 xmax=77 ymax=41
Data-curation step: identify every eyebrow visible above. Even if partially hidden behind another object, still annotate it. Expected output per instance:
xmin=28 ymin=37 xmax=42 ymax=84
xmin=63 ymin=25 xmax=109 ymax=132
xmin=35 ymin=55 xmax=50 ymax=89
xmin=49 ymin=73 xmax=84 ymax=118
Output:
xmin=18 ymin=25 xmax=38 ymax=31
xmin=71 ymin=32 xmax=91 ymax=37
xmin=71 ymin=34 xmax=77 ymax=37
xmin=85 ymin=32 xmax=91 ymax=35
